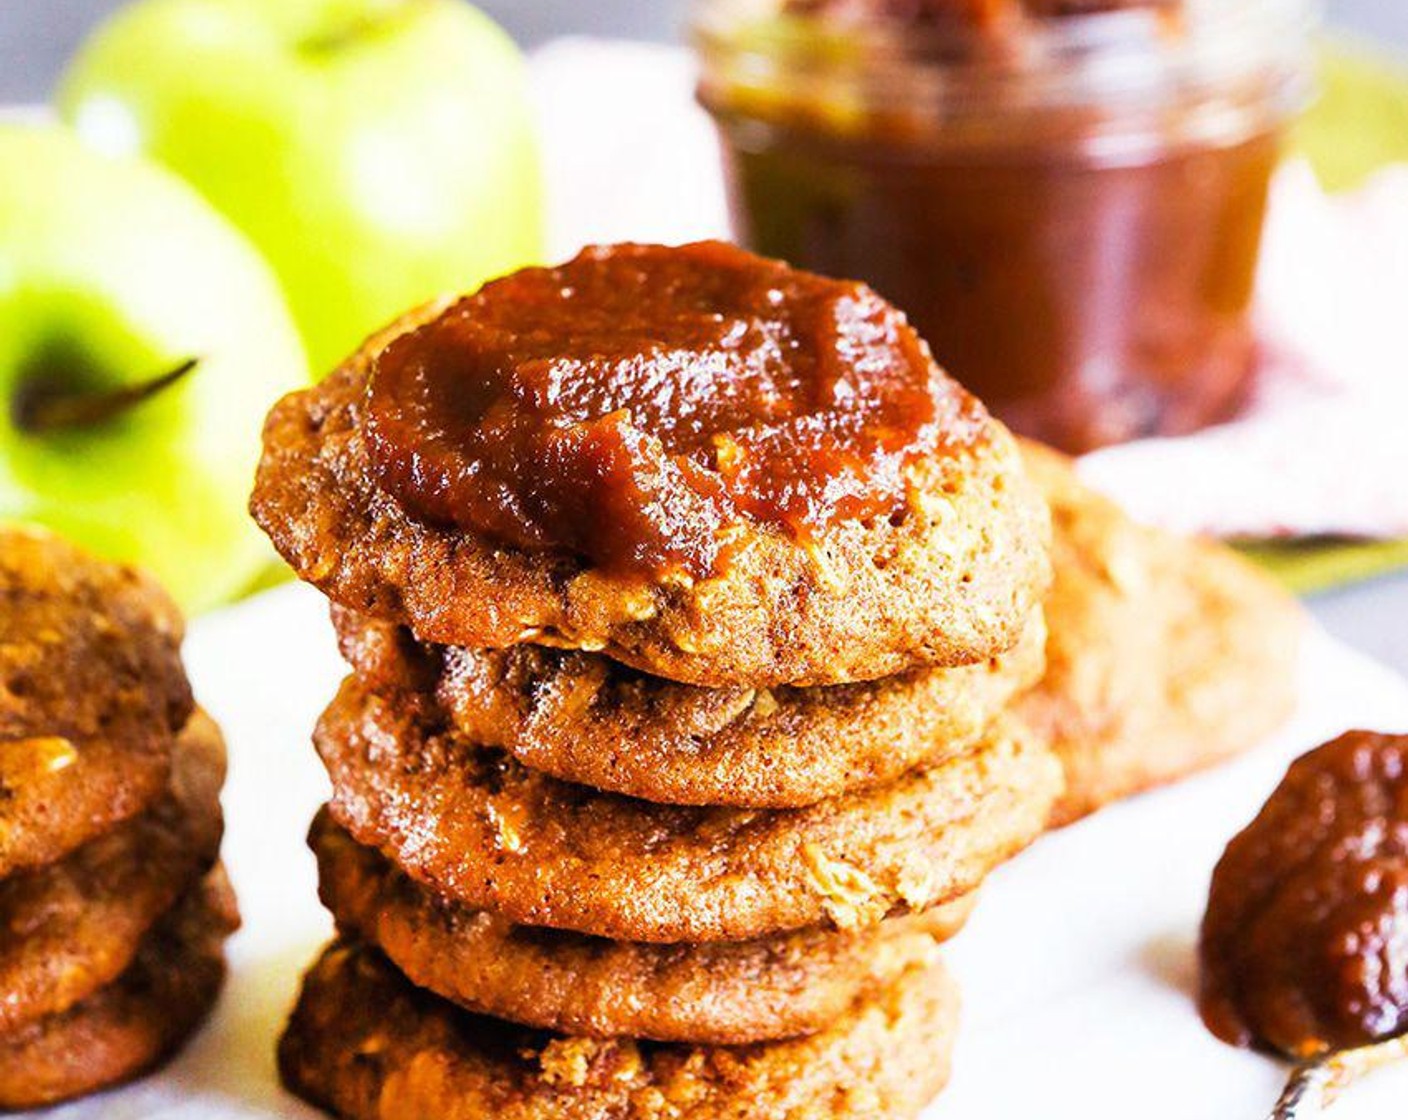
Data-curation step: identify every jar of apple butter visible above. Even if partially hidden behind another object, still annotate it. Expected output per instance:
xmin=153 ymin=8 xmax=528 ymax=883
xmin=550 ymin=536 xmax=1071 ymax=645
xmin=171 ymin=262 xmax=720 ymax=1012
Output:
xmin=693 ymin=0 xmax=1317 ymax=451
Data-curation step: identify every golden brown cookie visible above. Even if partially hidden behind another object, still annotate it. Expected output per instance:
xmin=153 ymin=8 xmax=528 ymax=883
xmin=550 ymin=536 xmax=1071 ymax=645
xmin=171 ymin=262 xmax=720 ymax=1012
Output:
xmin=0 ymin=866 xmax=238 ymax=1111
xmin=332 ymin=603 xmax=1046 ymax=808
xmin=316 ymin=677 xmax=1060 ymax=943
xmin=251 ymin=266 xmax=1051 ymax=689
xmin=279 ymin=939 xmax=959 ymax=1120
xmin=1018 ymin=443 xmax=1303 ymax=827
xmin=0 ymin=710 xmax=225 ymax=1033
xmin=312 ymin=808 xmax=973 ymax=1044
xmin=0 ymin=525 xmax=192 ymax=876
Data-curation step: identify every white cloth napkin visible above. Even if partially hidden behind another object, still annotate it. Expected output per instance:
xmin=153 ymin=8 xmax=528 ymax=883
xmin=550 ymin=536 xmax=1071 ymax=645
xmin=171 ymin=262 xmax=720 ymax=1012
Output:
xmin=530 ymin=38 xmax=1408 ymax=542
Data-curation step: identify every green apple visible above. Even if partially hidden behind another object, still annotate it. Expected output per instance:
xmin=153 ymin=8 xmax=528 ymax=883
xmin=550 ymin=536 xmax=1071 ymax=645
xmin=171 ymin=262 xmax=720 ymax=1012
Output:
xmin=59 ymin=0 xmax=544 ymax=374
xmin=1295 ymin=38 xmax=1408 ymax=192
xmin=0 ymin=124 xmax=308 ymax=612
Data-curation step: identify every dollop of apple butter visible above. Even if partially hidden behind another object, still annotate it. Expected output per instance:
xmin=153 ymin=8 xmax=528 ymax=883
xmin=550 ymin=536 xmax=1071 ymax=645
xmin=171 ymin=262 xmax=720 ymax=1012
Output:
xmin=1199 ymin=731 xmax=1408 ymax=1059
xmin=365 ymin=241 xmax=982 ymax=579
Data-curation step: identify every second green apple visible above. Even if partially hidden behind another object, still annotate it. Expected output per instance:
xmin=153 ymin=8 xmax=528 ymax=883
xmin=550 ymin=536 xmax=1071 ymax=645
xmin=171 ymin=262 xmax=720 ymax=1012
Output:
xmin=60 ymin=0 xmax=544 ymax=374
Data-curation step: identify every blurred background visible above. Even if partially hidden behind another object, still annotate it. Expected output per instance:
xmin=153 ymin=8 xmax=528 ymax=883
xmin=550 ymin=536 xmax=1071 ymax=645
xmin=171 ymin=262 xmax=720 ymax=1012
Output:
xmin=2 ymin=0 xmax=1405 ymax=678
xmin=3 ymin=1 xmax=1401 ymax=101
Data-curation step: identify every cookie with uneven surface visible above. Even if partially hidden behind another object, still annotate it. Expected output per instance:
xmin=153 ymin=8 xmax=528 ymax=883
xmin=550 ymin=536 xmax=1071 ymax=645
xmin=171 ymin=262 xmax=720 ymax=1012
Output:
xmin=313 ymin=809 xmax=973 ymax=1044
xmin=251 ymin=242 xmax=1051 ymax=688
xmin=0 ymin=710 xmax=225 ymax=1033
xmin=332 ymin=603 xmax=1046 ymax=808
xmin=280 ymin=939 xmax=959 ymax=1120
xmin=1017 ymin=443 xmax=1303 ymax=827
xmin=0 ymin=866 xmax=238 ymax=1111
xmin=0 ymin=526 xmax=192 ymax=876
xmin=316 ymin=677 xmax=1059 ymax=943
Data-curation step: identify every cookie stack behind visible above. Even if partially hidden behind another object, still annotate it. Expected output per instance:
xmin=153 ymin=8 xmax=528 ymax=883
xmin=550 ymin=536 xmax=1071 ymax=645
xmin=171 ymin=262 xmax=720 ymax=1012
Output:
xmin=253 ymin=243 xmax=1063 ymax=1119
xmin=0 ymin=527 xmax=239 ymax=1111
xmin=1017 ymin=442 xmax=1304 ymax=826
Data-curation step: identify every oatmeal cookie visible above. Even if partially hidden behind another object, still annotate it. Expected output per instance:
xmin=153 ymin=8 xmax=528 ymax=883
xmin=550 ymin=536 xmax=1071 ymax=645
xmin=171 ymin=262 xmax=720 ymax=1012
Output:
xmin=313 ymin=809 xmax=973 ymax=1044
xmin=0 ymin=710 xmax=225 ymax=1032
xmin=0 ymin=867 xmax=237 ymax=1111
xmin=1018 ymin=443 xmax=1301 ymax=826
xmin=279 ymin=938 xmax=958 ymax=1120
xmin=251 ymin=244 xmax=1050 ymax=688
xmin=0 ymin=525 xmax=191 ymax=876
xmin=316 ymin=677 xmax=1059 ymax=942
xmin=332 ymin=603 xmax=1045 ymax=807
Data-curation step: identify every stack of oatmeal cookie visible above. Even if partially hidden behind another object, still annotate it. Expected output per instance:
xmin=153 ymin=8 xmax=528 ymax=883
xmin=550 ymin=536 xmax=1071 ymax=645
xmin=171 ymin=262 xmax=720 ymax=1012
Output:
xmin=0 ymin=527 xmax=238 ymax=1111
xmin=253 ymin=243 xmax=1066 ymax=1119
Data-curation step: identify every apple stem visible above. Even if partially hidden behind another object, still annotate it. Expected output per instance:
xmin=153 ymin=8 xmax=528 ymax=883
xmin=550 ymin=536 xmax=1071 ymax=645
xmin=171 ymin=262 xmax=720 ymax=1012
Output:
xmin=15 ymin=357 xmax=199 ymax=434
xmin=299 ymin=1 xmax=429 ymax=57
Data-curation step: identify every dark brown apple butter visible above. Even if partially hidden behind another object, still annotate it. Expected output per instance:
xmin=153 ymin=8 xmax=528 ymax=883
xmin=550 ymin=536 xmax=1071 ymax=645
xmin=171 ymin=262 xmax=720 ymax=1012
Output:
xmin=1199 ymin=731 xmax=1408 ymax=1059
xmin=365 ymin=241 xmax=983 ymax=580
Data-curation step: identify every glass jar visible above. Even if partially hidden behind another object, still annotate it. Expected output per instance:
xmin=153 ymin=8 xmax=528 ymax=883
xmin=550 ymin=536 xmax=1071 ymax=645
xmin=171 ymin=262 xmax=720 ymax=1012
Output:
xmin=694 ymin=0 xmax=1317 ymax=452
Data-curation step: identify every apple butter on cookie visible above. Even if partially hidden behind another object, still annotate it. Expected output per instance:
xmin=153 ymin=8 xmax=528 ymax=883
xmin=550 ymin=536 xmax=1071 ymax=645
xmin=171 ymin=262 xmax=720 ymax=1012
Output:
xmin=252 ymin=241 xmax=1050 ymax=687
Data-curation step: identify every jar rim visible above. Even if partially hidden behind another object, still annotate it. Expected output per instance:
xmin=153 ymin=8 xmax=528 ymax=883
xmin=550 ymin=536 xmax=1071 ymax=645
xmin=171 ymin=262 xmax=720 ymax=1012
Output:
xmin=693 ymin=0 xmax=1320 ymax=124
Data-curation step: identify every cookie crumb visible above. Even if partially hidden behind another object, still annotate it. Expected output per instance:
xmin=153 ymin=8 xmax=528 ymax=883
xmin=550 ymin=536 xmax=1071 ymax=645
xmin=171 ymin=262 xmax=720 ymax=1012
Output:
xmin=803 ymin=843 xmax=888 ymax=929
xmin=538 ymin=1038 xmax=596 ymax=1088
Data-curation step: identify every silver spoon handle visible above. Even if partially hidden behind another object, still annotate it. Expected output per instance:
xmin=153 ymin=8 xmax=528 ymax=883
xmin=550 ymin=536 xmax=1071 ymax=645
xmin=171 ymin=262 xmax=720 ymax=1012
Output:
xmin=1271 ymin=1063 xmax=1334 ymax=1120
xmin=1270 ymin=1036 xmax=1408 ymax=1120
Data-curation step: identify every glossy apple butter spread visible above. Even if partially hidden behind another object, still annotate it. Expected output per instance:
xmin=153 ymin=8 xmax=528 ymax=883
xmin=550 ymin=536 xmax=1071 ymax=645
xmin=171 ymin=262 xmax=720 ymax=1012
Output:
xmin=1199 ymin=731 xmax=1408 ymax=1059
xmin=365 ymin=241 xmax=983 ymax=580
xmin=694 ymin=0 xmax=1313 ymax=452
